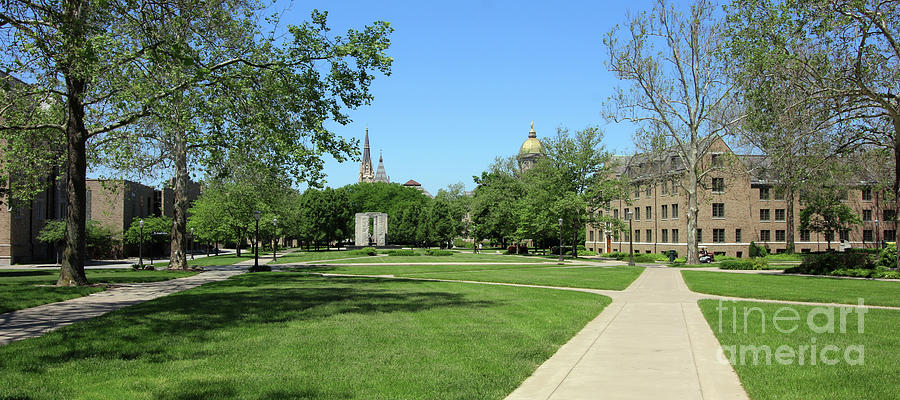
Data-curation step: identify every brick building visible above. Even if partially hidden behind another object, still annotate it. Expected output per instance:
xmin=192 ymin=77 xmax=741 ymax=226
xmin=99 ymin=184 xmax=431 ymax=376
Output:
xmin=1 ymin=177 xmax=201 ymax=265
xmin=585 ymin=138 xmax=897 ymax=257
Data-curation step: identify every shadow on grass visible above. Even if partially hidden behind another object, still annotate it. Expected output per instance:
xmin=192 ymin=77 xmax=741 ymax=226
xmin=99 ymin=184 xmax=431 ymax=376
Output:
xmin=0 ymin=270 xmax=57 ymax=279
xmin=19 ymin=274 xmax=497 ymax=373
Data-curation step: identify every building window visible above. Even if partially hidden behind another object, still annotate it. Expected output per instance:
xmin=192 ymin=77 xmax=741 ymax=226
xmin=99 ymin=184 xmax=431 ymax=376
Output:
xmin=774 ymin=187 xmax=785 ymax=201
xmin=634 ymin=207 xmax=640 ymax=221
xmin=760 ymin=230 xmax=771 ymax=241
xmin=712 ymin=178 xmax=725 ymax=193
xmin=697 ymin=229 xmax=703 ymax=243
xmin=886 ymin=230 xmax=897 ymax=241
xmin=713 ymin=229 xmax=725 ymax=243
xmin=672 ymin=229 xmax=679 ymax=243
xmin=884 ymin=210 xmax=897 ymax=222
xmin=775 ymin=209 xmax=785 ymax=222
xmin=800 ymin=230 xmax=810 ymax=241
xmin=662 ymin=182 xmax=668 ymax=195
xmin=735 ymin=229 xmax=742 ymax=243
xmin=712 ymin=203 xmax=725 ymax=218
xmin=635 ymin=230 xmax=641 ymax=242
xmin=614 ymin=209 xmax=619 ymax=220
xmin=840 ymin=230 xmax=849 ymax=242
xmin=662 ymin=229 xmax=669 ymax=243
xmin=711 ymin=153 xmax=723 ymax=167
xmin=671 ymin=204 xmax=679 ymax=219
xmin=760 ymin=209 xmax=771 ymax=221
xmin=863 ymin=209 xmax=873 ymax=222
xmin=760 ymin=187 xmax=770 ymax=200
xmin=776 ymin=230 xmax=786 ymax=242
xmin=646 ymin=229 xmax=652 ymax=242
xmin=864 ymin=230 xmax=874 ymax=242
xmin=862 ymin=187 xmax=873 ymax=201
xmin=662 ymin=205 xmax=668 ymax=219
xmin=589 ymin=230 xmax=594 ymax=242
xmin=645 ymin=186 xmax=652 ymax=196
xmin=646 ymin=206 xmax=652 ymax=221
xmin=825 ymin=231 xmax=835 ymax=242
xmin=670 ymin=180 xmax=678 ymax=195
xmin=634 ymin=187 xmax=640 ymax=199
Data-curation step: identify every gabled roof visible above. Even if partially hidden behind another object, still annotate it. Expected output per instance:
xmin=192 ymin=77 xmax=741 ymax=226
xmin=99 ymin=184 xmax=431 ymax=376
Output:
xmin=403 ymin=179 xmax=421 ymax=186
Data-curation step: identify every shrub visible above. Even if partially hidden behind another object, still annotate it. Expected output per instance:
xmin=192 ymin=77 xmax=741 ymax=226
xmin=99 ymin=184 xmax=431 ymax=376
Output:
xmin=878 ymin=243 xmax=897 ymax=268
xmin=385 ymin=249 xmax=417 ymax=256
xmin=425 ymin=249 xmax=453 ymax=256
xmin=719 ymin=259 xmax=768 ymax=270
xmin=600 ymin=252 xmax=628 ymax=260
xmin=349 ymin=247 xmax=377 ymax=256
xmin=505 ymin=245 xmax=528 ymax=255
xmin=579 ymin=250 xmax=598 ymax=256
xmin=748 ymin=241 xmax=768 ymax=258
xmin=829 ymin=268 xmax=874 ymax=278
xmin=786 ymin=251 xmax=875 ymax=275
xmin=875 ymin=270 xmax=900 ymax=279
xmin=633 ymin=254 xmax=661 ymax=263
xmin=453 ymin=238 xmax=473 ymax=248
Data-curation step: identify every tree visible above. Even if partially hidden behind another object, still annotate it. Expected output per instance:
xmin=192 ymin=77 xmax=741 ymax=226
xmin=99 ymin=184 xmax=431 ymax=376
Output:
xmin=799 ymin=190 xmax=862 ymax=250
xmin=123 ymin=217 xmax=172 ymax=259
xmin=472 ymin=157 xmax=526 ymax=247
xmin=37 ymin=219 xmax=118 ymax=263
xmin=726 ymin=0 xmax=899 ymax=266
xmin=604 ymin=0 xmax=742 ymax=263
xmin=430 ymin=183 xmax=469 ymax=248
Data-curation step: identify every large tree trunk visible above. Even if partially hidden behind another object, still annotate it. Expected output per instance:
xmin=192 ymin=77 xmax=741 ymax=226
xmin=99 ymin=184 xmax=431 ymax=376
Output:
xmin=57 ymin=73 xmax=90 ymax=287
xmin=893 ymin=117 xmax=900 ymax=269
xmin=168 ymin=130 xmax=189 ymax=269
xmin=785 ymin=187 xmax=795 ymax=253
xmin=686 ymin=172 xmax=700 ymax=265
xmin=572 ymin=221 xmax=578 ymax=258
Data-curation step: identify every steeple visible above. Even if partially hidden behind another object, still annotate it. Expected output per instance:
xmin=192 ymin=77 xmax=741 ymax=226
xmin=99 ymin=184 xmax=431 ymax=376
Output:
xmin=374 ymin=150 xmax=389 ymax=183
xmin=358 ymin=127 xmax=375 ymax=183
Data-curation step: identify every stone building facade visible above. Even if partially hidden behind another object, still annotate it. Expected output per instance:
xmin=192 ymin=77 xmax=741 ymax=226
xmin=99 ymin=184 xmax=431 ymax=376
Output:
xmin=585 ymin=138 xmax=897 ymax=257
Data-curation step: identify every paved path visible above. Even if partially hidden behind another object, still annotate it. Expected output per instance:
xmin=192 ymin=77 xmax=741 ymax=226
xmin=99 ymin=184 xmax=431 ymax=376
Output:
xmin=0 ymin=268 xmax=243 ymax=345
xmin=505 ymin=267 xmax=749 ymax=400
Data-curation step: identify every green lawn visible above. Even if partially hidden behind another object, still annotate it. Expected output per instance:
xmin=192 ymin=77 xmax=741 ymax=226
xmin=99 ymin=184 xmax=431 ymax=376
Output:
xmin=284 ymin=263 xmax=584 ymax=276
xmin=698 ymin=300 xmax=899 ymax=400
xmin=152 ymin=252 xmax=276 ymax=268
xmin=400 ymin=266 xmax=645 ymax=291
xmin=0 ymin=269 xmax=198 ymax=313
xmin=325 ymin=253 xmax=543 ymax=264
xmin=271 ymin=250 xmax=374 ymax=264
xmin=683 ymin=271 xmax=900 ymax=307
xmin=0 ymin=273 xmax=610 ymax=399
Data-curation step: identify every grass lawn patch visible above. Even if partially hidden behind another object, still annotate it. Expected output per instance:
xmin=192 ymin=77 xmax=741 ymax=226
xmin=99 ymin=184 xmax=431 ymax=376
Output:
xmin=271 ymin=250 xmax=372 ymax=264
xmin=698 ymin=300 xmax=899 ymax=400
xmin=401 ymin=266 xmax=645 ymax=291
xmin=329 ymin=253 xmax=541 ymax=264
xmin=0 ymin=273 xmax=609 ymax=400
xmin=284 ymin=263 xmax=578 ymax=276
xmin=682 ymin=271 xmax=900 ymax=307
xmin=0 ymin=269 xmax=198 ymax=313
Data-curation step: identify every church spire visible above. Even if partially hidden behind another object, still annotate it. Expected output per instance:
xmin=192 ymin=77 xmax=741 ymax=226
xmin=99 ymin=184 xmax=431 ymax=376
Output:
xmin=359 ymin=127 xmax=375 ymax=183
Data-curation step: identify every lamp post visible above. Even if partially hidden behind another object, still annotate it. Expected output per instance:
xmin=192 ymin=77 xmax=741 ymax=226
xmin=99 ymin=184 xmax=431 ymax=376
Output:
xmin=558 ymin=218 xmax=564 ymax=263
xmin=190 ymin=227 xmax=195 ymax=260
xmin=138 ymin=219 xmax=144 ymax=267
xmin=272 ymin=218 xmax=278 ymax=262
xmin=253 ymin=210 xmax=261 ymax=269
xmin=626 ymin=210 xmax=635 ymax=266
xmin=876 ymin=218 xmax=882 ymax=248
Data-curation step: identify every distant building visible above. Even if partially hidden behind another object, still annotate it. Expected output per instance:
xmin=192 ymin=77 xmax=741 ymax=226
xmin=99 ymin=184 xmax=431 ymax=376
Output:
xmin=358 ymin=127 xmax=390 ymax=183
xmin=517 ymin=121 xmax=545 ymax=171
xmin=402 ymin=179 xmax=432 ymax=198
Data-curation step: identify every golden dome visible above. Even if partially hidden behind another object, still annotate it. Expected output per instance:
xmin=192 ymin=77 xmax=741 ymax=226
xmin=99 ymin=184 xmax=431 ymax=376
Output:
xmin=519 ymin=137 xmax=544 ymax=155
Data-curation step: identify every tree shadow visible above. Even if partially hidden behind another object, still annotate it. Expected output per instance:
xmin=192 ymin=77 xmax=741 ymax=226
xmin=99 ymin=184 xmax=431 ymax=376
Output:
xmin=18 ymin=274 xmax=498 ymax=372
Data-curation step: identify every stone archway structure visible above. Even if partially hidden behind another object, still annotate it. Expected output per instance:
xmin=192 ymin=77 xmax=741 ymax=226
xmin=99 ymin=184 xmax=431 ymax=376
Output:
xmin=355 ymin=212 xmax=388 ymax=247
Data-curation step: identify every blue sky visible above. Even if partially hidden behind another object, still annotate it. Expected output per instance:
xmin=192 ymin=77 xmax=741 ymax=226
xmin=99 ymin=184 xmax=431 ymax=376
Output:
xmin=274 ymin=0 xmax=657 ymax=194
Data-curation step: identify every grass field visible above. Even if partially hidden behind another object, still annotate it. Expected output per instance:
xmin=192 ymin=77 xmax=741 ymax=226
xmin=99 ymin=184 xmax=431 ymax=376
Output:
xmin=698 ymin=300 xmax=900 ymax=400
xmin=0 ymin=273 xmax=610 ymax=399
xmin=283 ymin=263 xmax=569 ymax=275
xmin=270 ymin=250 xmax=371 ymax=264
xmin=400 ymin=266 xmax=646 ymax=291
xmin=328 ymin=253 xmax=543 ymax=264
xmin=0 ymin=269 xmax=198 ymax=313
xmin=683 ymin=271 xmax=900 ymax=307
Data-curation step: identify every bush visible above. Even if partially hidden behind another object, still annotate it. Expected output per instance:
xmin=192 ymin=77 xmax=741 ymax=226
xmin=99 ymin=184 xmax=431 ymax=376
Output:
xmin=349 ymin=247 xmax=377 ymax=256
xmin=748 ymin=242 xmax=768 ymax=258
xmin=829 ymin=268 xmax=875 ymax=278
xmin=719 ymin=259 xmax=768 ymax=270
xmin=786 ymin=251 xmax=875 ymax=275
xmin=425 ymin=249 xmax=453 ymax=256
xmin=878 ymin=243 xmax=897 ymax=268
xmin=505 ymin=245 xmax=528 ymax=255
xmin=453 ymin=238 xmax=473 ymax=248
xmin=600 ymin=252 xmax=628 ymax=260
xmin=385 ymin=249 xmax=417 ymax=256
xmin=579 ymin=250 xmax=598 ymax=256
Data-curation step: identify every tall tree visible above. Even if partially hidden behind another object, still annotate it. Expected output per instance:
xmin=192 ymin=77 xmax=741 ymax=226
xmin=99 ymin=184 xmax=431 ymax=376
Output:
xmin=727 ymin=0 xmax=900 ymax=267
xmin=472 ymin=157 xmax=526 ymax=247
xmin=604 ymin=0 xmax=742 ymax=263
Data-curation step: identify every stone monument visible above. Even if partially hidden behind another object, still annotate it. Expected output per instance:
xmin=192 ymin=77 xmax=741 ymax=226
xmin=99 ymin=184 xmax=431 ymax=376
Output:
xmin=355 ymin=212 xmax=388 ymax=247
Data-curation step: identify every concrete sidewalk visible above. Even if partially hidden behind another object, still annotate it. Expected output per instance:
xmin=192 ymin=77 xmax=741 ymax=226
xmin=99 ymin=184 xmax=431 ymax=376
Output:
xmin=506 ymin=268 xmax=749 ymax=400
xmin=0 ymin=269 xmax=243 ymax=346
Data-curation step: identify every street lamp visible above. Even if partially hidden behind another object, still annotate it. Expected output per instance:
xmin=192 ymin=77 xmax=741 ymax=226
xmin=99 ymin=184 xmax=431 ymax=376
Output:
xmin=558 ymin=218 xmax=564 ymax=263
xmin=253 ymin=210 xmax=261 ymax=269
xmin=190 ymin=227 xmax=195 ymax=260
xmin=626 ymin=210 xmax=635 ymax=266
xmin=272 ymin=218 xmax=278 ymax=262
xmin=139 ymin=219 xmax=144 ymax=268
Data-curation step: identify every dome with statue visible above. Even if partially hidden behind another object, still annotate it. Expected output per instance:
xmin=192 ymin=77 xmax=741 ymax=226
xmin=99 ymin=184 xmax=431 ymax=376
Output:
xmin=517 ymin=121 xmax=544 ymax=171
